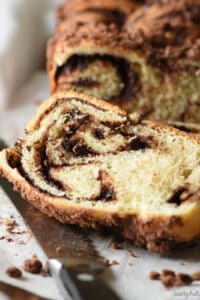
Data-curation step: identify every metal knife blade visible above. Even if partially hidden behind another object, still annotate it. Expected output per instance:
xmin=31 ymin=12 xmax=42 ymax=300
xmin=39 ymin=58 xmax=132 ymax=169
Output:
xmin=0 ymin=141 xmax=120 ymax=300
xmin=0 ymin=281 xmax=46 ymax=300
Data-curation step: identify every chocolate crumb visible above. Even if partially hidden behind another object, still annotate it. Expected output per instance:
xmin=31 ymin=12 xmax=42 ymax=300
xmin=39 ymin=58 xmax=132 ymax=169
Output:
xmin=6 ymin=267 xmax=22 ymax=278
xmin=128 ymin=262 xmax=133 ymax=266
xmin=23 ymin=256 xmax=43 ymax=274
xmin=129 ymin=250 xmax=136 ymax=257
xmin=7 ymin=228 xmax=27 ymax=235
xmin=111 ymin=260 xmax=119 ymax=266
xmin=161 ymin=274 xmax=175 ymax=287
xmin=56 ymin=246 xmax=64 ymax=254
xmin=103 ymin=258 xmax=119 ymax=267
xmin=191 ymin=272 xmax=200 ymax=281
xmin=162 ymin=269 xmax=175 ymax=277
xmin=149 ymin=271 xmax=160 ymax=280
xmin=7 ymin=238 xmax=13 ymax=243
xmin=176 ymin=273 xmax=192 ymax=286
xmin=111 ymin=241 xmax=123 ymax=249
xmin=103 ymin=259 xmax=110 ymax=268
xmin=19 ymin=240 xmax=25 ymax=245
xmin=150 ymin=268 xmax=197 ymax=288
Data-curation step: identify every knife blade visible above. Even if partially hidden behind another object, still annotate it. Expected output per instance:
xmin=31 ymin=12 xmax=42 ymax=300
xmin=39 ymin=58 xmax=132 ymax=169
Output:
xmin=0 ymin=281 xmax=46 ymax=300
xmin=0 ymin=141 xmax=120 ymax=300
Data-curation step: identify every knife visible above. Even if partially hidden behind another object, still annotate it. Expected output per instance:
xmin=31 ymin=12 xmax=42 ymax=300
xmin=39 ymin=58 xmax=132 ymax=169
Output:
xmin=0 ymin=281 xmax=46 ymax=300
xmin=0 ymin=141 xmax=120 ymax=300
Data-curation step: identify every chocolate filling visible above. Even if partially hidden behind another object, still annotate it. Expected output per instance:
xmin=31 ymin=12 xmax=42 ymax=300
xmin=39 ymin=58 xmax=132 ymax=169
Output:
xmin=95 ymin=170 xmax=116 ymax=201
xmin=55 ymin=54 xmax=141 ymax=104
xmin=70 ymin=78 xmax=98 ymax=87
xmin=93 ymin=128 xmax=105 ymax=140
xmin=167 ymin=186 xmax=192 ymax=206
xmin=128 ymin=136 xmax=151 ymax=151
xmin=62 ymin=138 xmax=92 ymax=156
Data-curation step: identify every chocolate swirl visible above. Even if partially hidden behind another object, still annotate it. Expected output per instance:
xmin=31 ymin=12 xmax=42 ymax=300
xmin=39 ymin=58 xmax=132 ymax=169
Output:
xmin=7 ymin=97 xmax=151 ymax=201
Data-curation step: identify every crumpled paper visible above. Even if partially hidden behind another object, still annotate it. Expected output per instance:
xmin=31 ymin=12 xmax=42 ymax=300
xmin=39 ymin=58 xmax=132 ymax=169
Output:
xmin=0 ymin=72 xmax=200 ymax=300
xmin=0 ymin=0 xmax=61 ymax=110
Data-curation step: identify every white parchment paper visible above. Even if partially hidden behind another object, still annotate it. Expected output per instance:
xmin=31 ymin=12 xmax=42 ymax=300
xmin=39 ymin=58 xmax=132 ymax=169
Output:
xmin=0 ymin=72 xmax=200 ymax=300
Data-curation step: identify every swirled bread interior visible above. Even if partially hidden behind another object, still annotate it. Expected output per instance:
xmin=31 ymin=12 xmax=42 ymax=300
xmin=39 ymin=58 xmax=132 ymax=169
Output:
xmin=0 ymin=92 xmax=200 ymax=253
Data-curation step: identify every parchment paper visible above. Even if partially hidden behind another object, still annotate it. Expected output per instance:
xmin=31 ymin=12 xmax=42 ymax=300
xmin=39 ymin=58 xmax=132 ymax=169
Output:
xmin=0 ymin=72 xmax=200 ymax=300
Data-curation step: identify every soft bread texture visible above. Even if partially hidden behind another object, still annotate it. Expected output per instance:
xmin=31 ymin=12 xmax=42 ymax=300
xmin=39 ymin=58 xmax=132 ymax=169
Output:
xmin=47 ymin=0 xmax=200 ymax=127
xmin=1 ymin=91 xmax=200 ymax=253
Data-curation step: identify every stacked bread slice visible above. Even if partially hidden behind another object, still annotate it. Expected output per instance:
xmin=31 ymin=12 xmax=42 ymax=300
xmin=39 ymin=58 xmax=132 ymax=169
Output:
xmin=1 ymin=92 xmax=200 ymax=253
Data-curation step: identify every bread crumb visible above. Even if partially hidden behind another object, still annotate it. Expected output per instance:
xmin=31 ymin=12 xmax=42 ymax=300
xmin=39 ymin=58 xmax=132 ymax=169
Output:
xmin=6 ymin=267 xmax=22 ymax=278
xmin=150 ymin=269 xmax=196 ymax=288
xmin=56 ymin=246 xmax=63 ymax=254
xmin=162 ymin=269 xmax=175 ymax=277
xmin=161 ymin=274 xmax=175 ymax=287
xmin=175 ymin=273 xmax=192 ymax=286
xmin=111 ymin=242 xmax=123 ymax=250
xmin=4 ymin=218 xmax=16 ymax=227
xmin=149 ymin=271 xmax=160 ymax=280
xmin=103 ymin=259 xmax=110 ymax=268
xmin=129 ymin=250 xmax=136 ymax=257
xmin=111 ymin=260 xmax=119 ymax=266
xmin=191 ymin=271 xmax=200 ymax=281
xmin=23 ymin=255 xmax=43 ymax=274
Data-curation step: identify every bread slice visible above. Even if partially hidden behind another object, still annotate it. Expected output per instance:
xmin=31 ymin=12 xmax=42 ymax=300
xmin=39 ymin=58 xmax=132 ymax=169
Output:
xmin=0 ymin=91 xmax=200 ymax=253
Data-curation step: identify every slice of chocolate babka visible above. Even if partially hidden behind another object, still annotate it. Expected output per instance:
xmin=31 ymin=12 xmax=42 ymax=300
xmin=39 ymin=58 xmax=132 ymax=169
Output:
xmin=47 ymin=0 xmax=200 ymax=128
xmin=1 ymin=91 xmax=200 ymax=253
